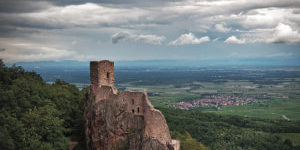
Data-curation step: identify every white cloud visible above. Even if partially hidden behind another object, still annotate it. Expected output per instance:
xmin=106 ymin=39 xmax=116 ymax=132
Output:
xmin=0 ymin=40 xmax=75 ymax=62
xmin=240 ymin=8 xmax=296 ymax=28
xmin=112 ymin=32 xmax=165 ymax=45
xmin=225 ymin=36 xmax=246 ymax=44
xmin=215 ymin=23 xmax=231 ymax=32
xmin=0 ymin=3 xmax=147 ymax=28
xmin=269 ymin=23 xmax=300 ymax=43
xmin=169 ymin=33 xmax=210 ymax=45
xmin=239 ymin=23 xmax=300 ymax=44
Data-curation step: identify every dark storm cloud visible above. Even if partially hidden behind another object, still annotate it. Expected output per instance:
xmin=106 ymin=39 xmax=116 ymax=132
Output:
xmin=49 ymin=0 xmax=176 ymax=7
xmin=112 ymin=32 xmax=165 ymax=44
xmin=1 ymin=0 xmax=300 ymax=31
xmin=112 ymin=32 xmax=130 ymax=44
xmin=0 ymin=0 xmax=51 ymax=13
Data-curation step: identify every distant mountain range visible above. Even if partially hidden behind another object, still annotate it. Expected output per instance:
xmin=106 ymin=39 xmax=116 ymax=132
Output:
xmin=5 ymin=57 xmax=300 ymax=87
xmin=8 ymin=58 xmax=300 ymax=71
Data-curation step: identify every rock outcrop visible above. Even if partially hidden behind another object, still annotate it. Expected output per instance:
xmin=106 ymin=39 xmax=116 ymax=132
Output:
xmin=84 ymin=60 xmax=180 ymax=150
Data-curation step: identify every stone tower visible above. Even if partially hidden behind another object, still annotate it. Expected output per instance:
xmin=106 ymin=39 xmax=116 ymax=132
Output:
xmin=90 ymin=60 xmax=114 ymax=87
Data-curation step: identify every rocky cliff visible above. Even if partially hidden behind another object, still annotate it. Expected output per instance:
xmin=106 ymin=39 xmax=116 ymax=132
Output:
xmin=84 ymin=60 xmax=179 ymax=150
xmin=84 ymin=86 xmax=179 ymax=150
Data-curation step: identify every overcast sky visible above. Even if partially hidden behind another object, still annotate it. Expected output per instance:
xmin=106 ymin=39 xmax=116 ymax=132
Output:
xmin=0 ymin=0 xmax=299 ymax=62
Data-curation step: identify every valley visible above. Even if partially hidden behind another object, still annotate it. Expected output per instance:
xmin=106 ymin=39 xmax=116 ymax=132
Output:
xmin=19 ymin=64 xmax=300 ymax=149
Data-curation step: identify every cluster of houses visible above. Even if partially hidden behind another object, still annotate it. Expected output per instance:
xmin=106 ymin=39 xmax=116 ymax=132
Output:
xmin=176 ymin=94 xmax=261 ymax=110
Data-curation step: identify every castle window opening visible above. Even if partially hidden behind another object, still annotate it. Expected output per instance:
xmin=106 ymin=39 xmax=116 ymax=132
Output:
xmin=132 ymin=109 xmax=135 ymax=113
xmin=106 ymin=72 xmax=110 ymax=79
xmin=132 ymin=99 xmax=134 ymax=105
xmin=137 ymin=107 xmax=140 ymax=113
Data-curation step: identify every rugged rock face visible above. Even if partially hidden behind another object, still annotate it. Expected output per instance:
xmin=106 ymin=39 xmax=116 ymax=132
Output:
xmin=84 ymin=60 xmax=179 ymax=150
xmin=84 ymin=86 xmax=178 ymax=150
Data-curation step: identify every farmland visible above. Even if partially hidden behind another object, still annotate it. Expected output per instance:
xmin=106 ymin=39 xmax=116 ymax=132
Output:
xmin=115 ymin=67 xmax=300 ymax=120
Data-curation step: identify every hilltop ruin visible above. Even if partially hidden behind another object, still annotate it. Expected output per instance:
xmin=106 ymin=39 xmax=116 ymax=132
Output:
xmin=84 ymin=60 xmax=180 ymax=150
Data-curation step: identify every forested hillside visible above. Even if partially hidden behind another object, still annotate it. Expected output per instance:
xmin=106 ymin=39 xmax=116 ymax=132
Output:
xmin=0 ymin=60 xmax=85 ymax=149
xmin=160 ymin=107 xmax=300 ymax=150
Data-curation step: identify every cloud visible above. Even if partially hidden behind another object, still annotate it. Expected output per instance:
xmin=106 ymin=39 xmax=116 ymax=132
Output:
xmin=71 ymin=40 xmax=77 ymax=45
xmin=0 ymin=0 xmax=51 ymax=13
xmin=112 ymin=32 xmax=130 ymax=44
xmin=215 ymin=23 xmax=231 ymax=32
xmin=239 ymin=8 xmax=296 ymax=28
xmin=0 ymin=0 xmax=300 ymax=62
xmin=112 ymin=32 xmax=165 ymax=45
xmin=238 ymin=23 xmax=300 ymax=44
xmin=225 ymin=36 xmax=246 ymax=44
xmin=213 ymin=38 xmax=219 ymax=42
xmin=269 ymin=23 xmax=300 ymax=43
xmin=3 ymin=0 xmax=299 ymax=33
xmin=0 ymin=3 xmax=148 ymax=29
xmin=1 ymin=1 xmax=300 ymax=36
xmin=169 ymin=33 xmax=210 ymax=45
xmin=0 ymin=41 xmax=75 ymax=62
xmin=0 ymin=48 xmax=5 ymax=52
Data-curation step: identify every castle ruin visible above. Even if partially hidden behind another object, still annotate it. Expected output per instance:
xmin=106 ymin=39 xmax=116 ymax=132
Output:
xmin=84 ymin=60 xmax=180 ymax=150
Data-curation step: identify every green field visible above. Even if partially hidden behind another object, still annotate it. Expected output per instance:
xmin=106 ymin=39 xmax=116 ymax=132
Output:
xmin=204 ymin=98 xmax=300 ymax=120
xmin=119 ymin=76 xmax=300 ymax=121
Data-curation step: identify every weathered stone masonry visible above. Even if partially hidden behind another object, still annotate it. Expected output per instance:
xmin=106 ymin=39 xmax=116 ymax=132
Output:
xmin=84 ymin=60 xmax=180 ymax=150
xmin=90 ymin=60 xmax=114 ymax=87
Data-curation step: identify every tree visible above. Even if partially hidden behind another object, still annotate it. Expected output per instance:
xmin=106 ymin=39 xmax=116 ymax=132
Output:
xmin=0 ymin=60 xmax=85 ymax=149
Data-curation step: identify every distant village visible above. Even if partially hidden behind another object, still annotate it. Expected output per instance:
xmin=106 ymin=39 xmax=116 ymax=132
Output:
xmin=174 ymin=94 xmax=273 ymax=110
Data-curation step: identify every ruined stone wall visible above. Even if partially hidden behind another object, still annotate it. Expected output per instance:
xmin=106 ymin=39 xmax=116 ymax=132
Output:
xmin=118 ymin=91 xmax=145 ymax=116
xmin=85 ymin=86 xmax=146 ymax=150
xmin=113 ymin=90 xmax=172 ymax=145
xmin=118 ymin=91 xmax=173 ymax=145
xmin=142 ymin=93 xmax=172 ymax=145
